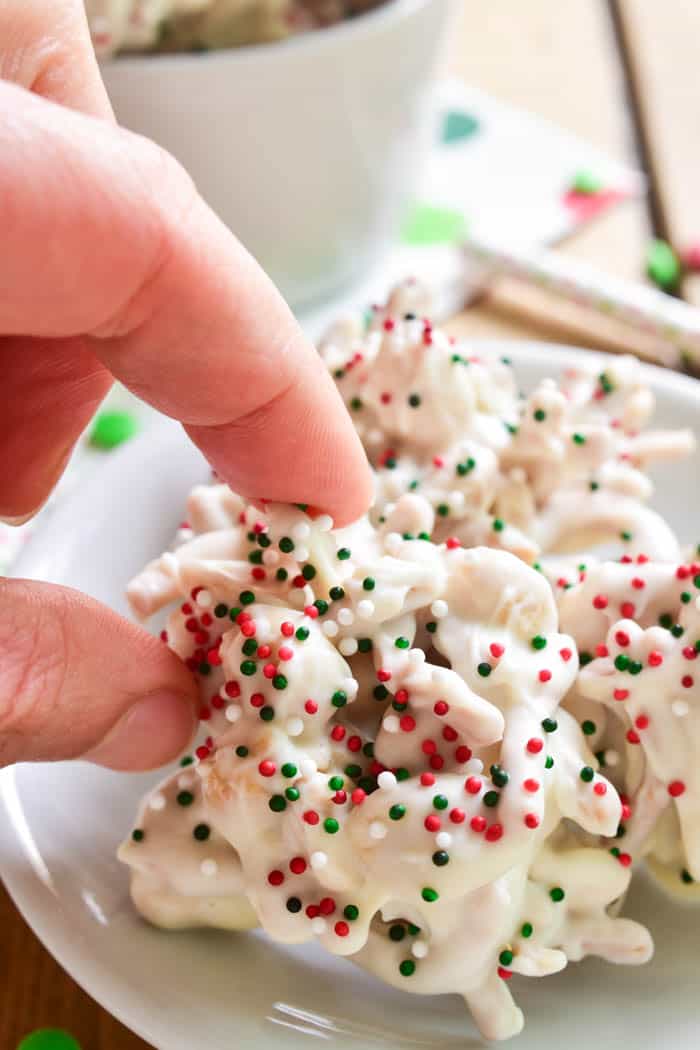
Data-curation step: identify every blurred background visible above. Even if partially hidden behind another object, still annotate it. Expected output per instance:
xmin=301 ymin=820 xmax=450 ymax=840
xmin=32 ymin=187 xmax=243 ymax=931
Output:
xmin=3 ymin=1 xmax=700 ymax=1046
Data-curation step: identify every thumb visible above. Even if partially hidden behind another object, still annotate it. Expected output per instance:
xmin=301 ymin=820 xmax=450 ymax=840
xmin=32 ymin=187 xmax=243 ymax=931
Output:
xmin=0 ymin=579 xmax=197 ymax=769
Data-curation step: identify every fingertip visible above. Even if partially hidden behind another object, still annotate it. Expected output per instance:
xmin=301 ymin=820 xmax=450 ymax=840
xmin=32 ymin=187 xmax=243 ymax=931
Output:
xmin=84 ymin=689 xmax=197 ymax=771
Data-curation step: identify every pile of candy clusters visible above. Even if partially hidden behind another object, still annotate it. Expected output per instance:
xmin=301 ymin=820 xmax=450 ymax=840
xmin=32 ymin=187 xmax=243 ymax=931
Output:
xmin=120 ymin=281 xmax=698 ymax=1040
xmin=85 ymin=0 xmax=385 ymax=56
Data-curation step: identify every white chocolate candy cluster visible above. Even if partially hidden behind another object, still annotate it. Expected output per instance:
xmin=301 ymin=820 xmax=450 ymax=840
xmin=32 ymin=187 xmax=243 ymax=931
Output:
xmin=121 ymin=490 xmax=651 ymax=1040
xmin=85 ymin=0 xmax=383 ymax=56
xmin=120 ymin=282 xmax=699 ymax=1039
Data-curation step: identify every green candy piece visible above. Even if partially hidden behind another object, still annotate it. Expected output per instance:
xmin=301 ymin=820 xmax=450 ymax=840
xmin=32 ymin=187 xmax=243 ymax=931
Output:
xmin=571 ymin=169 xmax=603 ymax=195
xmin=442 ymin=110 xmax=479 ymax=144
xmin=89 ymin=410 xmax=138 ymax=450
xmin=646 ymin=238 xmax=681 ymax=292
xmin=402 ymin=203 xmax=466 ymax=246
xmin=18 ymin=1032 xmax=81 ymax=1050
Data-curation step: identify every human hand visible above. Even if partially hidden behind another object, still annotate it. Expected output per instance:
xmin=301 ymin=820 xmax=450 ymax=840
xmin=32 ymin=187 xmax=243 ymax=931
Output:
xmin=0 ymin=0 xmax=372 ymax=770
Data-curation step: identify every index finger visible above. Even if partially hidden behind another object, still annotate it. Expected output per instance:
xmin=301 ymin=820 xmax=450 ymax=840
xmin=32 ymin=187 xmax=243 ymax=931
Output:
xmin=0 ymin=82 xmax=372 ymax=525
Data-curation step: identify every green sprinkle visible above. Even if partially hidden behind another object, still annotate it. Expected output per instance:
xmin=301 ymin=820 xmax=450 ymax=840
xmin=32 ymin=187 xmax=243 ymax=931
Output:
xmin=456 ymin=457 xmax=476 ymax=476
xmin=395 ymin=636 xmax=410 ymax=649
xmin=614 ymin=654 xmax=630 ymax=672
xmin=345 ymin=763 xmax=362 ymax=778
xmin=421 ymin=887 xmax=439 ymax=902
xmin=628 ymin=660 xmax=643 ymax=675
xmin=432 ymin=850 xmax=450 ymax=866
xmin=533 ymin=409 xmax=546 ymax=422
xmin=329 ymin=775 xmax=344 ymax=791
xmin=492 ymin=518 xmax=505 ymax=532
xmin=531 ymin=635 xmax=547 ymax=650
xmin=258 ymin=533 xmax=270 ymax=548
xmin=681 ymin=868 xmax=694 ymax=885
xmin=499 ymin=949 xmax=514 ymax=966
xmin=18 ymin=1032 xmax=82 ymax=1050
xmin=131 ymin=829 xmax=144 ymax=843
xmin=273 ymin=675 xmax=288 ymax=690
xmin=344 ymin=904 xmax=360 ymax=920
xmin=396 ymin=767 xmax=410 ymax=781
xmin=374 ymin=684 xmax=389 ymax=701
xmin=483 ymin=790 xmax=500 ymax=807
xmin=337 ymin=547 xmax=351 ymax=561
xmin=433 ymin=794 xmax=449 ymax=810
xmin=248 ymin=549 xmax=263 ymax=564
xmin=545 ymin=755 xmax=554 ymax=769
xmin=598 ymin=371 xmax=615 ymax=395
xmin=296 ymin=626 xmax=309 ymax=641
xmin=542 ymin=718 xmax=558 ymax=733
xmin=242 ymin=638 xmax=258 ymax=656
xmin=681 ymin=591 xmax=692 ymax=603
xmin=285 ymin=787 xmax=300 ymax=801
xmin=646 ymin=238 xmax=681 ymax=293
xmin=408 ymin=393 xmax=421 ymax=407
xmin=490 ymin=765 xmax=509 ymax=788
xmin=239 ymin=590 xmax=255 ymax=606
xmin=176 ymin=791 xmax=194 ymax=807
xmin=437 ymin=504 xmax=450 ymax=517
xmin=399 ymin=959 xmax=416 ymax=977
xmin=329 ymin=587 xmax=345 ymax=601
xmin=180 ymin=756 xmax=194 ymax=767
xmin=260 ymin=706 xmax=275 ymax=722
xmin=477 ymin=662 xmax=492 ymax=677
xmin=350 ymin=397 xmax=363 ymax=411
xmin=407 ymin=923 xmax=421 ymax=936
xmin=572 ymin=433 xmax=586 ymax=445
xmin=550 ymin=887 xmax=565 ymax=902
xmin=358 ymin=637 xmax=373 ymax=653
xmin=620 ymin=530 xmax=632 ymax=542
xmin=362 ymin=577 xmax=376 ymax=591
xmin=581 ymin=720 xmax=596 ymax=736
xmin=198 ymin=662 xmax=211 ymax=676
xmin=590 ymin=481 xmax=600 ymax=491
xmin=269 ymin=794 xmax=286 ymax=813
xmin=571 ymin=169 xmax=602 ymax=194
xmin=659 ymin=613 xmax=674 ymax=629
xmin=426 ymin=621 xmax=437 ymax=633
xmin=314 ymin=599 xmax=329 ymax=615
xmin=389 ymin=924 xmax=406 ymax=942
xmin=90 ymin=410 xmax=139 ymax=450
xmin=363 ymin=742 xmax=375 ymax=758
xmin=236 ymin=745 xmax=249 ymax=757
xmin=332 ymin=690 xmax=347 ymax=708
xmin=671 ymin=624 xmax=685 ymax=638
xmin=276 ymin=568 xmax=289 ymax=582
xmin=580 ymin=766 xmax=595 ymax=782
xmin=520 ymin=922 xmax=533 ymax=939
xmin=281 ymin=763 xmax=298 ymax=778
xmin=300 ymin=564 xmax=315 ymax=581
xmin=324 ymin=817 xmax=339 ymax=834
xmin=239 ymin=660 xmax=256 ymax=676
xmin=214 ymin=603 xmax=228 ymax=618
xmin=279 ymin=537 xmax=295 ymax=553
xmin=193 ymin=823 xmax=210 ymax=842
xmin=389 ymin=804 xmax=406 ymax=821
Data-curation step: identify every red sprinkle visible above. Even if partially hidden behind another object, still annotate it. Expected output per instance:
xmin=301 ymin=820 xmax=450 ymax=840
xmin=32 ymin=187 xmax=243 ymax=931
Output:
xmin=682 ymin=675 xmax=694 ymax=688
xmin=268 ymin=870 xmax=284 ymax=886
xmin=465 ymin=776 xmax=482 ymax=795
xmin=250 ymin=693 xmax=265 ymax=708
xmin=429 ymin=754 xmax=445 ymax=771
xmin=433 ymin=700 xmax=449 ymax=716
xmin=420 ymin=772 xmax=436 ymax=787
xmin=593 ymin=595 xmax=608 ymax=610
xmin=445 ymin=537 xmax=461 ymax=550
xmin=526 ymin=738 xmax=543 ymax=754
xmin=613 ymin=688 xmax=629 ymax=701
xmin=424 ymin=815 xmax=442 ymax=832
xmin=395 ymin=689 xmax=409 ymax=704
xmin=305 ymin=699 xmax=318 ymax=714
xmin=319 ymin=897 xmax=336 ymax=916
xmin=377 ymin=668 xmax=392 ymax=683
xmin=422 ymin=740 xmax=437 ymax=755
xmin=524 ymin=813 xmax=540 ymax=829
xmin=523 ymin=778 xmax=540 ymax=793
xmin=668 ymin=780 xmax=686 ymax=797
xmin=683 ymin=646 xmax=698 ymax=661
xmin=490 ymin=643 xmax=505 ymax=659
xmin=615 ymin=630 xmax=630 ymax=647
xmin=195 ymin=745 xmax=211 ymax=760
xmin=539 ymin=669 xmax=552 ymax=683
xmin=498 ymin=967 xmax=513 ymax=980
xmin=617 ymin=853 xmax=632 ymax=867
xmin=470 ymin=815 xmax=487 ymax=833
xmin=648 ymin=651 xmax=663 ymax=667
xmin=225 ymin=680 xmax=241 ymax=698
xmin=348 ymin=735 xmax=363 ymax=752
xmin=626 ymin=729 xmax=640 ymax=745
xmin=334 ymin=921 xmax=350 ymax=938
xmin=485 ymin=823 xmax=503 ymax=842
xmin=635 ymin=714 xmax=649 ymax=730
xmin=351 ymin=788 xmax=366 ymax=805
xmin=449 ymin=807 xmax=466 ymax=824
xmin=303 ymin=810 xmax=320 ymax=825
xmin=559 ymin=648 xmax=573 ymax=662
xmin=620 ymin=602 xmax=636 ymax=618
xmin=290 ymin=857 xmax=307 ymax=875
xmin=442 ymin=726 xmax=458 ymax=742
xmin=259 ymin=760 xmax=276 ymax=778
xmin=400 ymin=715 xmax=416 ymax=732
xmin=455 ymin=745 xmax=472 ymax=763
xmin=331 ymin=725 xmax=346 ymax=741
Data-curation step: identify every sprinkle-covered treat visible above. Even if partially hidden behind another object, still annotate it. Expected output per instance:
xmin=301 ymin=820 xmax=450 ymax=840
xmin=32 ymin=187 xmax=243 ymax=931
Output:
xmin=119 ymin=281 xmax=696 ymax=1040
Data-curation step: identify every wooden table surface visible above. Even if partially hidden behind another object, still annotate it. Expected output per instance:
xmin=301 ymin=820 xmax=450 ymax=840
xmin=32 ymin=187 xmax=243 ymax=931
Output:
xmin=3 ymin=2 xmax=699 ymax=1047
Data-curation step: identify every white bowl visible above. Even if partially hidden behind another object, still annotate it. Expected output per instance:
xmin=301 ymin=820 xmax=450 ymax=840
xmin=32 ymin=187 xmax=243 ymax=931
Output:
xmin=100 ymin=0 xmax=457 ymax=308
xmin=2 ymin=342 xmax=700 ymax=1049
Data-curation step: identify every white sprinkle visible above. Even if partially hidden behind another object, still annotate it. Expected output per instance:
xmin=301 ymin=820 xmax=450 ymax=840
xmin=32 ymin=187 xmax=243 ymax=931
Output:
xmin=300 ymin=758 xmax=317 ymax=777
xmin=310 ymin=851 xmax=328 ymax=870
xmin=225 ymin=704 xmax=242 ymax=723
xmin=311 ymin=917 xmax=327 ymax=935
xmin=286 ymin=717 xmax=304 ymax=737
xmin=384 ymin=502 xmax=396 ymax=517
xmin=435 ymin=832 xmax=452 ymax=849
xmin=316 ymin=514 xmax=334 ymax=532
xmin=342 ymin=677 xmax=359 ymax=698
xmin=256 ymin=616 xmax=271 ymax=639
xmin=430 ymin=600 xmax=448 ymax=619
xmin=448 ymin=490 xmax=465 ymax=510
xmin=357 ymin=599 xmax=375 ymax=619
xmin=149 ymin=793 xmax=166 ymax=811
xmin=195 ymin=589 xmax=213 ymax=608
xmin=177 ymin=774 xmax=195 ymax=790
xmin=292 ymin=522 xmax=311 ymax=541
xmin=295 ymin=545 xmax=309 ymax=562
xmin=412 ymin=940 xmax=429 ymax=959
xmin=408 ymin=648 xmax=426 ymax=665
xmin=385 ymin=532 xmax=403 ymax=555
xmin=383 ymin=715 xmax=400 ymax=734
xmin=262 ymin=548 xmax=280 ymax=566
xmin=605 ymin=749 xmax=620 ymax=768
xmin=200 ymin=859 xmax=218 ymax=877
xmin=377 ymin=771 xmax=397 ymax=791
xmin=672 ymin=699 xmax=690 ymax=717
xmin=369 ymin=821 xmax=387 ymax=840
xmin=464 ymin=758 xmax=483 ymax=775
xmin=339 ymin=637 xmax=358 ymax=656
xmin=337 ymin=608 xmax=355 ymax=626
xmin=322 ymin=620 xmax=339 ymax=638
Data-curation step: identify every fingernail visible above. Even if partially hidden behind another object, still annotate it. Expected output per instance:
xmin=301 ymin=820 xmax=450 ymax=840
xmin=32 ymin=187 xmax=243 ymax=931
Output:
xmin=85 ymin=692 xmax=197 ymax=771
xmin=0 ymin=511 xmax=38 ymax=526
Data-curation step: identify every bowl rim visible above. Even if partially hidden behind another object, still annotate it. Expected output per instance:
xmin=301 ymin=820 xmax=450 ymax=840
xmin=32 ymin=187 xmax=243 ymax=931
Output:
xmin=98 ymin=0 xmax=445 ymax=69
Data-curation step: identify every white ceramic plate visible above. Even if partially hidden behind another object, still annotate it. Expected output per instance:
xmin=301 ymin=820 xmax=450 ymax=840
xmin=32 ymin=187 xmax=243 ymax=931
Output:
xmin=3 ymin=343 xmax=700 ymax=1050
